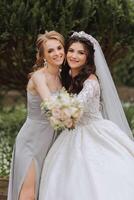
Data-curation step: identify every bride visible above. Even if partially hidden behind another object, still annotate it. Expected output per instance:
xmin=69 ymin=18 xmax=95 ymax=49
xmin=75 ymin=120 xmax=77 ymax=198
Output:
xmin=39 ymin=31 xmax=134 ymax=200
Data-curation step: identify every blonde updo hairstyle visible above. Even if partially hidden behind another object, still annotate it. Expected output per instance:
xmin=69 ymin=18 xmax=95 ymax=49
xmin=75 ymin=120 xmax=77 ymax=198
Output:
xmin=33 ymin=31 xmax=64 ymax=71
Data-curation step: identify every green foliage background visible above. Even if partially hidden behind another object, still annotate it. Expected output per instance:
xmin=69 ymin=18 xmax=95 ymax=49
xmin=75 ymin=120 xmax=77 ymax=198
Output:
xmin=0 ymin=0 xmax=134 ymax=94
xmin=0 ymin=105 xmax=26 ymax=177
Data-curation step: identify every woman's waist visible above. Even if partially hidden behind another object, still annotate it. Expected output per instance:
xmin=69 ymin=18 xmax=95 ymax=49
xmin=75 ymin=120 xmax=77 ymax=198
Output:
xmin=79 ymin=112 xmax=103 ymax=123
xmin=26 ymin=115 xmax=49 ymax=124
xmin=27 ymin=109 xmax=47 ymax=121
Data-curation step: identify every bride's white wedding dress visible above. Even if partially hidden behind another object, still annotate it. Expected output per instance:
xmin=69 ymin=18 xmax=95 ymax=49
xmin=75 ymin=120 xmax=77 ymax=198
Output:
xmin=39 ymin=79 xmax=134 ymax=200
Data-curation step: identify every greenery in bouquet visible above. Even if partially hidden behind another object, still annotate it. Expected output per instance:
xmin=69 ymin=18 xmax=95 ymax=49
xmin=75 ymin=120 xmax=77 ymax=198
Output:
xmin=41 ymin=88 xmax=83 ymax=133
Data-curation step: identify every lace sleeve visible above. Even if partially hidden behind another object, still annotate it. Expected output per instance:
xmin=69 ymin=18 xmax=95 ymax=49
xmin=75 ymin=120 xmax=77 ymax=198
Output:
xmin=77 ymin=79 xmax=100 ymax=106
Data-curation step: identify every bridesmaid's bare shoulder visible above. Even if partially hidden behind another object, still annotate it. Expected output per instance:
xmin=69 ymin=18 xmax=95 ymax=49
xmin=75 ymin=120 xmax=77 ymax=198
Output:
xmin=27 ymin=68 xmax=47 ymax=95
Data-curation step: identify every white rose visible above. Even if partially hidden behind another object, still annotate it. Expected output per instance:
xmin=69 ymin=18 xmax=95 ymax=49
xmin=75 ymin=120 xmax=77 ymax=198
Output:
xmin=64 ymin=107 xmax=79 ymax=117
xmin=51 ymin=107 xmax=61 ymax=119
xmin=60 ymin=110 xmax=68 ymax=121
xmin=63 ymin=108 xmax=72 ymax=118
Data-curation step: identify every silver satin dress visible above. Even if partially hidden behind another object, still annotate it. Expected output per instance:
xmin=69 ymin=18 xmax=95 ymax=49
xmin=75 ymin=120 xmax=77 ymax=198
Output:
xmin=7 ymin=92 xmax=55 ymax=200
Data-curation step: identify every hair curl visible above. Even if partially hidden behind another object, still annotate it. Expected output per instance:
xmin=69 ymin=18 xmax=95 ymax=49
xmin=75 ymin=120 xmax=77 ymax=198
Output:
xmin=61 ymin=35 xmax=96 ymax=94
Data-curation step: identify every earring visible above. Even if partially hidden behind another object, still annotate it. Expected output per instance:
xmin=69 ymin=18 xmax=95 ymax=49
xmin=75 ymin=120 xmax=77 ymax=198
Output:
xmin=44 ymin=59 xmax=48 ymax=68
xmin=59 ymin=66 xmax=62 ymax=73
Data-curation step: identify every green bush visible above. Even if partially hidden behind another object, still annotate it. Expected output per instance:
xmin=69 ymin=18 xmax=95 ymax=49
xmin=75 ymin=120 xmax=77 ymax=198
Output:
xmin=0 ymin=105 xmax=26 ymax=177
xmin=0 ymin=0 xmax=134 ymax=93
xmin=113 ymin=47 xmax=134 ymax=87
xmin=123 ymin=102 xmax=134 ymax=133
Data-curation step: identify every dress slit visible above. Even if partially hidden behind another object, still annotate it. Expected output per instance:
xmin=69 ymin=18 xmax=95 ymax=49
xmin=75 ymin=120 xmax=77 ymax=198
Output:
xmin=18 ymin=159 xmax=37 ymax=200
xmin=7 ymin=91 xmax=56 ymax=200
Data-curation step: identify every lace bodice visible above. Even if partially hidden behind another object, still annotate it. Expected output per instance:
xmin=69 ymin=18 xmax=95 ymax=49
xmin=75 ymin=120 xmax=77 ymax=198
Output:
xmin=77 ymin=79 xmax=103 ymax=125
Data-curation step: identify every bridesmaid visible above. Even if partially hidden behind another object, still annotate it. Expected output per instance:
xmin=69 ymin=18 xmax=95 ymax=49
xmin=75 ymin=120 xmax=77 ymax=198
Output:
xmin=7 ymin=30 xmax=65 ymax=200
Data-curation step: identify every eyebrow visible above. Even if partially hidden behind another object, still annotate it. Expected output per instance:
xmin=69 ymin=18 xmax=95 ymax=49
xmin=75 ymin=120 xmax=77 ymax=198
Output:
xmin=47 ymin=45 xmax=62 ymax=50
xmin=78 ymin=50 xmax=86 ymax=52
xmin=69 ymin=47 xmax=86 ymax=52
xmin=47 ymin=48 xmax=54 ymax=53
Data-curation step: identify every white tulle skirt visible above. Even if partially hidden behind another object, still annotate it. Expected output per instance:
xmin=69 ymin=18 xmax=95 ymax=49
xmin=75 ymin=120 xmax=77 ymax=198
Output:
xmin=39 ymin=119 xmax=134 ymax=200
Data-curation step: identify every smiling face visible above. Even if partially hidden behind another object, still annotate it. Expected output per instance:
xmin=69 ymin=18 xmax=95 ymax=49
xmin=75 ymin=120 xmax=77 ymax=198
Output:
xmin=44 ymin=39 xmax=65 ymax=67
xmin=67 ymin=42 xmax=87 ymax=73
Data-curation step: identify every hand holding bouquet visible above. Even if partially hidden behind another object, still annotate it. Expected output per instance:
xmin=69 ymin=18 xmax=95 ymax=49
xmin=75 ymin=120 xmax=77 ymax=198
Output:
xmin=41 ymin=88 xmax=83 ymax=133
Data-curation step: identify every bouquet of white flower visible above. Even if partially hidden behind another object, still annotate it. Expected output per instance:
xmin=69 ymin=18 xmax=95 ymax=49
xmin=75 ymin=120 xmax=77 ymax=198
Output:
xmin=41 ymin=88 xmax=83 ymax=133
